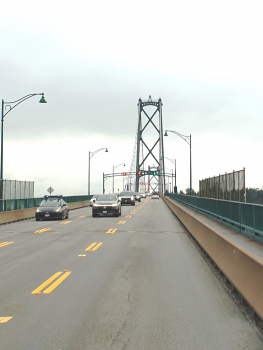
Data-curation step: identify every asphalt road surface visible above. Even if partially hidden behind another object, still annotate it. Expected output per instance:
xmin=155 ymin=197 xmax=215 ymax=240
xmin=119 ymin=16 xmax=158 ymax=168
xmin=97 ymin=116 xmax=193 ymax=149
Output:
xmin=0 ymin=197 xmax=262 ymax=349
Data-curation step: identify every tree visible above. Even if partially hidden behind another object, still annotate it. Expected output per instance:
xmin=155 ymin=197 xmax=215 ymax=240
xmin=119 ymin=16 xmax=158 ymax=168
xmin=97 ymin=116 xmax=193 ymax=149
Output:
xmin=185 ymin=187 xmax=197 ymax=196
xmin=246 ymin=187 xmax=263 ymax=205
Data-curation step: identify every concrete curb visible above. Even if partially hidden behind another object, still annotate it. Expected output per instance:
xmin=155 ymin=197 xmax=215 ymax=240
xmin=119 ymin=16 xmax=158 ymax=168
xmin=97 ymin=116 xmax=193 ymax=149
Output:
xmin=162 ymin=195 xmax=263 ymax=321
xmin=0 ymin=200 xmax=90 ymax=225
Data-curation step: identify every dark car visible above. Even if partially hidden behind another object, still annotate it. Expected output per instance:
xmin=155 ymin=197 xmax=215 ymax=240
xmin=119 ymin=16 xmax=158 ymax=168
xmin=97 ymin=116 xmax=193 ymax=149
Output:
xmin=119 ymin=191 xmax=135 ymax=205
xmin=92 ymin=194 xmax=121 ymax=217
xmin=35 ymin=195 xmax=69 ymax=221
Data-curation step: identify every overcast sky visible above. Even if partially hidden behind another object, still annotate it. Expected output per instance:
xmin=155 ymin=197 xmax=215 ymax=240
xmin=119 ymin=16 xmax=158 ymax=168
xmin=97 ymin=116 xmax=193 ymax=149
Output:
xmin=1 ymin=0 xmax=263 ymax=197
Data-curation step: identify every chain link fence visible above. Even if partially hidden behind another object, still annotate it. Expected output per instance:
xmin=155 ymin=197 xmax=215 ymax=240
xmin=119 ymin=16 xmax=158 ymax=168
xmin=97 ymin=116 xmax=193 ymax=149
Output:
xmin=199 ymin=168 xmax=246 ymax=202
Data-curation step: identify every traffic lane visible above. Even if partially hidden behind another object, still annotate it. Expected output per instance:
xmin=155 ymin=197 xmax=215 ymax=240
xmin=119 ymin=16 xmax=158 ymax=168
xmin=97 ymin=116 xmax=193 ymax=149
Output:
xmin=0 ymin=206 xmax=93 ymax=269
xmin=126 ymin=197 xmax=185 ymax=233
xmin=66 ymin=232 xmax=263 ymax=350
xmin=66 ymin=231 xmax=262 ymax=350
xmin=0 ymin=215 xmax=141 ymax=349
xmin=0 ymin=201 xmax=122 ymax=270
xmin=0 ymin=201 xmax=141 ymax=310
xmin=0 ymin=201 xmax=137 ymax=271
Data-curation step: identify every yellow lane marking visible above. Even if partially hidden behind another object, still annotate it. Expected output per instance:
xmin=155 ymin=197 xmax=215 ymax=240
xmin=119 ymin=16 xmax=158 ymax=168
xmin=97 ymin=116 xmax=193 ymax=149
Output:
xmin=0 ymin=241 xmax=13 ymax=248
xmin=125 ymin=216 xmax=131 ymax=218
xmin=60 ymin=221 xmax=72 ymax=225
xmin=78 ymin=215 xmax=86 ymax=218
xmin=43 ymin=271 xmax=71 ymax=294
xmin=134 ymin=210 xmax=138 ymax=212
xmin=0 ymin=317 xmax=13 ymax=323
xmin=131 ymin=212 xmax=135 ymax=215
xmin=85 ymin=242 xmax=97 ymax=251
xmin=118 ymin=221 xmax=126 ymax=224
xmin=34 ymin=228 xmax=51 ymax=234
xmin=106 ymin=228 xmax=117 ymax=234
xmin=78 ymin=254 xmax=86 ymax=257
xmin=92 ymin=242 xmax=103 ymax=251
xmin=31 ymin=272 xmax=63 ymax=294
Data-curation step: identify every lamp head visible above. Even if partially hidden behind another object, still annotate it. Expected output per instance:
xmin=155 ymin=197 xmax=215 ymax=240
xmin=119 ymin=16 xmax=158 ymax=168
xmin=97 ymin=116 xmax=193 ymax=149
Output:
xmin=164 ymin=131 xmax=168 ymax=136
xmin=39 ymin=94 xmax=47 ymax=103
xmin=105 ymin=148 xmax=108 ymax=153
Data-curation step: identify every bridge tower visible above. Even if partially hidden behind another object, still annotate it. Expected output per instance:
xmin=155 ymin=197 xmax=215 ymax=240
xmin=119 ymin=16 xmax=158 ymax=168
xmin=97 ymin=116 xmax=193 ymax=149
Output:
xmin=135 ymin=96 xmax=165 ymax=193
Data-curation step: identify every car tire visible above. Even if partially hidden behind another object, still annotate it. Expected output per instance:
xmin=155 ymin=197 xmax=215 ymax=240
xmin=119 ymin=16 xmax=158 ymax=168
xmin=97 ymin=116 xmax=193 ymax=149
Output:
xmin=36 ymin=217 xmax=40 ymax=221
xmin=66 ymin=211 xmax=69 ymax=219
xmin=132 ymin=203 xmax=135 ymax=206
xmin=60 ymin=212 xmax=64 ymax=220
xmin=92 ymin=212 xmax=96 ymax=217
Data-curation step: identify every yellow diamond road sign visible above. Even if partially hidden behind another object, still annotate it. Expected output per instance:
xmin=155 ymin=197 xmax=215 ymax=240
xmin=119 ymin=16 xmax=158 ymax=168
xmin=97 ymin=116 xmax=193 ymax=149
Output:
xmin=47 ymin=187 xmax=54 ymax=195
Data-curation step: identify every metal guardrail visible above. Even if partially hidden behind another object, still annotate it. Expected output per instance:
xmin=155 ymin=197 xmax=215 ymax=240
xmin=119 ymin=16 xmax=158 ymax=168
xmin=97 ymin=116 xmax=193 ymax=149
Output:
xmin=0 ymin=195 xmax=92 ymax=212
xmin=166 ymin=193 xmax=263 ymax=243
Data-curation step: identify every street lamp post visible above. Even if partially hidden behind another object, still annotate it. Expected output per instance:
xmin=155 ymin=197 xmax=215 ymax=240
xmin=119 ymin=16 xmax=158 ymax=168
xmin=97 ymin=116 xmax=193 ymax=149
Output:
xmin=1 ymin=93 xmax=47 ymax=199
xmin=164 ymin=130 xmax=192 ymax=195
xmin=165 ymin=167 xmax=173 ymax=193
xmin=112 ymin=163 xmax=125 ymax=194
xmin=88 ymin=148 xmax=108 ymax=195
xmin=162 ymin=157 xmax=176 ymax=193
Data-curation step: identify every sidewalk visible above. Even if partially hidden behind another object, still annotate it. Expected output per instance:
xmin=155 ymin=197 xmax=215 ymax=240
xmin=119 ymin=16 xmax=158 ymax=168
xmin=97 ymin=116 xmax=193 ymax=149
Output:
xmin=166 ymin=196 xmax=263 ymax=260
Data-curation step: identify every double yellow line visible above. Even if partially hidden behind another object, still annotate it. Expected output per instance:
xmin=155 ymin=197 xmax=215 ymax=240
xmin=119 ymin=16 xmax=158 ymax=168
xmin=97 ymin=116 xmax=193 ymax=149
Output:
xmin=85 ymin=242 xmax=103 ymax=251
xmin=106 ymin=228 xmax=117 ymax=234
xmin=0 ymin=241 xmax=13 ymax=248
xmin=31 ymin=270 xmax=71 ymax=295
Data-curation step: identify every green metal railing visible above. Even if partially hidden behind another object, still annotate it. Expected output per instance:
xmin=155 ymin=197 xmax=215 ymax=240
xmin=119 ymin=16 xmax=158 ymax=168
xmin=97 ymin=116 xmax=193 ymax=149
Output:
xmin=0 ymin=195 xmax=92 ymax=212
xmin=166 ymin=193 xmax=263 ymax=243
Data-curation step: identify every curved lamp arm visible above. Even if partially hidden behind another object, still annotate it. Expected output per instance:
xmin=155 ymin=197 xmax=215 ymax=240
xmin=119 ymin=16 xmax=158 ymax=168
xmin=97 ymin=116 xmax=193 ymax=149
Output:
xmin=162 ymin=156 xmax=176 ymax=165
xmin=113 ymin=162 xmax=125 ymax=171
xmin=164 ymin=130 xmax=191 ymax=146
xmin=2 ymin=93 xmax=47 ymax=119
xmin=90 ymin=148 xmax=108 ymax=159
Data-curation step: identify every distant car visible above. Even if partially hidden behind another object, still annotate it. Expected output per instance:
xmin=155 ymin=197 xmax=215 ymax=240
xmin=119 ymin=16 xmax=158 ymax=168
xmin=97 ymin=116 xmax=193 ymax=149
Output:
xmin=92 ymin=194 xmax=121 ymax=217
xmin=90 ymin=195 xmax=99 ymax=207
xmin=146 ymin=192 xmax=152 ymax=196
xmin=35 ymin=195 xmax=69 ymax=220
xmin=151 ymin=192 xmax=159 ymax=199
xmin=140 ymin=193 xmax=146 ymax=198
xmin=119 ymin=191 xmax=135 ymax=205
xmin=134 ymin=192 xmax=141 ymax=202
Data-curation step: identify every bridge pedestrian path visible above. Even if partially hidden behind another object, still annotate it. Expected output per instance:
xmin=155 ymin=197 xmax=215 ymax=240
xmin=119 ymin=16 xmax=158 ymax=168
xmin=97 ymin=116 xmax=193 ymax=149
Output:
xmin=164 ymin=196 xmax=263 ymax=260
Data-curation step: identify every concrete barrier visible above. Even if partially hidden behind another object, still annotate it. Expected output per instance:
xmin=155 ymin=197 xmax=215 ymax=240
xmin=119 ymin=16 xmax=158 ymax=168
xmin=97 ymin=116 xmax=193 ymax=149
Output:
xmin=0 ymin=200 xmax=90 ymax=225
xmin=162 ymin=196 xmax=263 ymax=321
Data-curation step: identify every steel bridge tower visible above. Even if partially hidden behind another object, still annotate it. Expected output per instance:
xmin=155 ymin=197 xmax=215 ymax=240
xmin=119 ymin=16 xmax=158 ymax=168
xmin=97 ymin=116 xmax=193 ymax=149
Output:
xmin=135 ymin=96 xmax=165 ymax=193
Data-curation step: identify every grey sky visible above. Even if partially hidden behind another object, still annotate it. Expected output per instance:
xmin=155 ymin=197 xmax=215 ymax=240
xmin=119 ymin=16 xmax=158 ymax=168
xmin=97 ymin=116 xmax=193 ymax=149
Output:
xmin=1 ymin=0 xmax=263 ymax=196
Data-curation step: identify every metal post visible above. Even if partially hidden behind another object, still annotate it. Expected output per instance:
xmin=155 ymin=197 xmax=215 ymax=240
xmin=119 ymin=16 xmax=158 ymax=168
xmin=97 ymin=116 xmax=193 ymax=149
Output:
xmin=190 ymin=134 xmax=192 ymax=196
xmin=88 ymin=151 xmax=91 ymax=195
xmin=112 ymin=165 xmax=114 ymax=194
xmin=0 ymin=100 xmax=4 ymax=200
xmin=103 ymin=173 xmax=105 ymax=194
xmin=174 ymin=159 xmax=177 ymax=193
